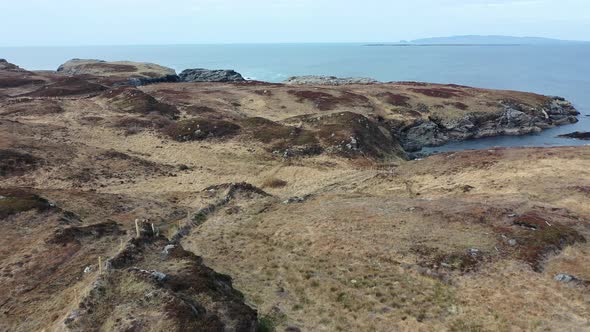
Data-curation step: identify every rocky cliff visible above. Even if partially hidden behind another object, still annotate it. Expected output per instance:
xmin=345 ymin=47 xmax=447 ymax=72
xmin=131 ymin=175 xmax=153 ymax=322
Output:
xmin=398 ymin=96 xmax=578 ymax=151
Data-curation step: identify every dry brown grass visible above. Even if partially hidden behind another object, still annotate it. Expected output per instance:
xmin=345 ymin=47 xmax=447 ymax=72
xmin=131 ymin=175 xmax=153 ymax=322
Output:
xmin=261 ymin=177 xmax=288 ymax=189
xmin=1 ymin=70 xmax=588 ymax=331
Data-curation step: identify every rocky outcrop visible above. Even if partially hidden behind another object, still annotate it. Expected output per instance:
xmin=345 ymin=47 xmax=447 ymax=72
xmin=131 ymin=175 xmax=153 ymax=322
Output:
xmin=284 ymin=75 xmax=379 ymax=85
xmin=294 ymin=112 xmax=407 ymax=160
xmin=57 ymin=59 xmax=176 ymax=80
xmin=558 ymin=131 xmax=590 ymax=140
xmin=179 ymin=68 xmax=245 ymax=82
xmin=0 ymin=59 xmax=26 ymax=72
xmin=397 ymin=96 xmax=579 ymax=151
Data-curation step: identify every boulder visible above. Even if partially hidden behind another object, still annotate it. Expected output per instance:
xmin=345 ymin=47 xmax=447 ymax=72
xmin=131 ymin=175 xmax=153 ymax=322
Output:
xmin=179 ymin=68 xmax=245 ymax=82
xmin=554 ymin=274 xmax=577 ymax=283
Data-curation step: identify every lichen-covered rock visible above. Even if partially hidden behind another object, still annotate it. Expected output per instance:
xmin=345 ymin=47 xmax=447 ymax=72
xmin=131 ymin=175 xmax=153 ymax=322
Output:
xmin=284 ymin=75 xmax=379 ymax=85
xmin=179 ymin=68 xmax=245 ymax=82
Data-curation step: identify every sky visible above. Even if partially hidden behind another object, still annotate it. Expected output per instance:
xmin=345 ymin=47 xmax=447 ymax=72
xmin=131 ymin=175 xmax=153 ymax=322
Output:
xmin=1 ymin=0 xmax=589 ymax=46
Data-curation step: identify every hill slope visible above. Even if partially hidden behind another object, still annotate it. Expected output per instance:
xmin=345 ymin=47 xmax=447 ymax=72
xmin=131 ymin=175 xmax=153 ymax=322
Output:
xmin=1 ymin=59 xmax=589 ymax=331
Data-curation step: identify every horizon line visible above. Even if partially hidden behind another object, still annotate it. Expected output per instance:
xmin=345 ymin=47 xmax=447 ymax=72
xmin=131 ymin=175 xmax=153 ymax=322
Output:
xmin=2 ymin=41 xmax=590 ymax=48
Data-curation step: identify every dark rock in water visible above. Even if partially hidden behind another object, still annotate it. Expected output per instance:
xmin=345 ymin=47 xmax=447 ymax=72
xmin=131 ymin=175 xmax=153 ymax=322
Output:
xmin=179 ymin=68 xmax=245 ymax=82
xmin=558 ymin=131 xmax=590 ymax=140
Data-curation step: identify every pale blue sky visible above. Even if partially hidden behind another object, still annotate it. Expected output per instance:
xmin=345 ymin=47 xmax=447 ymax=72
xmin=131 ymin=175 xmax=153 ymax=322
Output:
xmin=1 ymin=0 xmax=589 ymax=46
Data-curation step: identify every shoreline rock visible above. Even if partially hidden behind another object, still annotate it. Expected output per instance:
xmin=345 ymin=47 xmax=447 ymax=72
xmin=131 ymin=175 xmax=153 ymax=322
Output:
xmin=284 ymin=75 xmax=379 ymax=85
xmin=179 ymin=68 xmax=245 ymax=82
xmin=398 ymin=96 xmax=579 ymax=152
xmin=558 ymin=131 xmax=590 ymax=140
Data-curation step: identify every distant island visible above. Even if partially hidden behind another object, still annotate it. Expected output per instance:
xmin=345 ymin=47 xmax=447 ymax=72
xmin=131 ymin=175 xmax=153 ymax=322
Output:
xmin=367 ymin=35 xmax=590 ymax=46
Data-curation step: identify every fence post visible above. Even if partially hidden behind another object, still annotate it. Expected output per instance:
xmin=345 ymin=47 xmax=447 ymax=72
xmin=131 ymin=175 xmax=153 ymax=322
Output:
xmin=135 ymin=219 xmax=140 ymax=238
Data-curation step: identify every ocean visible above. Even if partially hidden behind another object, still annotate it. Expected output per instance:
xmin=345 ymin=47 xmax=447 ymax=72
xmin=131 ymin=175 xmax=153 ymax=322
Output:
xmin=1 ymin=43 xmax=589 ymax=151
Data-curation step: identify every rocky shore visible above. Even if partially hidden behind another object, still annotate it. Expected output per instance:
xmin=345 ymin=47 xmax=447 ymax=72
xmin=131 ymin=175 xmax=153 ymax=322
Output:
xmin=284 ymin=75 xmax=379 ymax=85
xmin=0 ymin=58 xmax=581 ymax=159
xmin=399 ymin=96 xmax=579 ymax=151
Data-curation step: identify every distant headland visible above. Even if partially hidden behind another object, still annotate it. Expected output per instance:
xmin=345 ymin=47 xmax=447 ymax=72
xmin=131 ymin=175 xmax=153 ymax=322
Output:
xmin=366 ymin=35 xmax=590 ymax=46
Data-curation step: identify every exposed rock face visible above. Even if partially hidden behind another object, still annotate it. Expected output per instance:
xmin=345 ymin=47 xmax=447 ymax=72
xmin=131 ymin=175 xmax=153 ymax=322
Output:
xmin=558 ymin=131 xmax=590 ymax=140
xmin=284 ymin=75 xmax=379 ymax=85
xmin=179 ymin=68 xmax=245 ymax=82
xmin=0 ymin=59 xmax=25 ymax=72
xmin=299 ymin=112 xmax=407 ymax=160
xmin=398 ymin=97 xmax=579 ymax=151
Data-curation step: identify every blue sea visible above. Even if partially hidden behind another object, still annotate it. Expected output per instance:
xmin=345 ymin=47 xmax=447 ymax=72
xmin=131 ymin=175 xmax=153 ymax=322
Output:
xmin=1 ymin=43 xmax=589 ymax=152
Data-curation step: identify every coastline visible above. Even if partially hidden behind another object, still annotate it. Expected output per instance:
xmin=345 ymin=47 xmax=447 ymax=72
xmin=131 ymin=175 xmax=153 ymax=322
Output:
xmin=0 ymin=58 xmax=583 ymax=159
xmin=2 ymin=58 xmax=590 ymax=331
